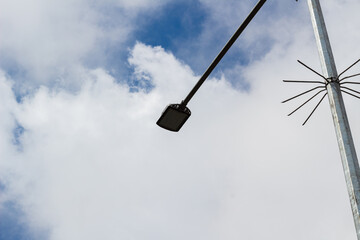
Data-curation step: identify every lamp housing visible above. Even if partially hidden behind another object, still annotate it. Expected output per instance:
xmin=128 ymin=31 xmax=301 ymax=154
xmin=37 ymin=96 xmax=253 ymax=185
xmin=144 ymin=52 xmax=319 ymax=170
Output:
xmin=156 ymin=104 xmax=191 ymax=132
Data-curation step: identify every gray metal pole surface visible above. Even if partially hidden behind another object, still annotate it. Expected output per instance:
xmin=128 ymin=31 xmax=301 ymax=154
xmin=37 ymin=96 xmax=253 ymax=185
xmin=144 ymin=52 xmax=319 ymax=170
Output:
xmin=308 ymin=0 xmax=360 ymax=238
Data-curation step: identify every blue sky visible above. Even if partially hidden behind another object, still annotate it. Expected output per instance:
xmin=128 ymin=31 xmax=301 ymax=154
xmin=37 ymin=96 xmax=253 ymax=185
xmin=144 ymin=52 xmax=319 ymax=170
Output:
xmin=0 ymin=199 xmax=48 ymax=240
xmin=135 ymin=0 xmax=207 ymax=51
xmin=1 ymin=0 xmax=360 ymax=240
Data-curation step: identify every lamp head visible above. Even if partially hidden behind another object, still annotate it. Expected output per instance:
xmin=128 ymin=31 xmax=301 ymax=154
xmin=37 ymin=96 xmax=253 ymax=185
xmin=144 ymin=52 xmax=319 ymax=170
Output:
xmin=156 ymin=103 xmax=191 ymax=132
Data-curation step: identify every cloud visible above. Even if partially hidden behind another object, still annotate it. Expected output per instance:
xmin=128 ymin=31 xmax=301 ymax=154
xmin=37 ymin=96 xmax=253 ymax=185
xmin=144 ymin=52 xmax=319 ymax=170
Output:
xmin=0 ymin=37 xmax=358 ymax=239
xmin=0 ymin=0 xmax=169 ymax=91
xmin=1 ymin=44 xmax=233 ymax=239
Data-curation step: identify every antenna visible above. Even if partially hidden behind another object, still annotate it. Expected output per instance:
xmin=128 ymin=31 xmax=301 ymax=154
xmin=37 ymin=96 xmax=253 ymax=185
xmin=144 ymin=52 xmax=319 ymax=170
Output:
xmin=285 ymin=0 xmax=360 ymax=238
xmin=282 ymin=59 xmax=360 ymax=125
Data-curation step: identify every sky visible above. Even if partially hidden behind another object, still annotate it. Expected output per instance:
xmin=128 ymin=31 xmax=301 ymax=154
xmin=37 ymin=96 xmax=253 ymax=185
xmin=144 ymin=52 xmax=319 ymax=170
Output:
xmin=0 ymin=0 xmax=360 ymax=239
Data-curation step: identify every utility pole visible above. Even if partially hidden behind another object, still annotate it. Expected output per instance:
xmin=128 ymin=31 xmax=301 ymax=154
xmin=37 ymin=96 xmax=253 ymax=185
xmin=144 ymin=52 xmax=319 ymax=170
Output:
xmin=307 ymin=0 xmax=360 ymax=238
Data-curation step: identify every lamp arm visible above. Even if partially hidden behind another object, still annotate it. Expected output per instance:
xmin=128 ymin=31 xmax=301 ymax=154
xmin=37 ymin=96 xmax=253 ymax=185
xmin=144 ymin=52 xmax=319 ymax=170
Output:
xmin=181 ymin=0 xmax=267 ymax=107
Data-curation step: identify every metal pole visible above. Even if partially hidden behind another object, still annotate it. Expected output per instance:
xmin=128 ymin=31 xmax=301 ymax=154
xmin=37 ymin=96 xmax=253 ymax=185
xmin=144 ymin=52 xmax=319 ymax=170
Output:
xmin=307 ymin=0 xmax=360 ymax=238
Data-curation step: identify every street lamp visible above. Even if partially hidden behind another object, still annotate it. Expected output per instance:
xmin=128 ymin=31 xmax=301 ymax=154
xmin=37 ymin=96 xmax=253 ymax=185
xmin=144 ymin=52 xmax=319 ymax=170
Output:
xmin=156 ymin=0 xmax=267 ymax=132
xmin=156 ymin=103 xmax=191 ymax=132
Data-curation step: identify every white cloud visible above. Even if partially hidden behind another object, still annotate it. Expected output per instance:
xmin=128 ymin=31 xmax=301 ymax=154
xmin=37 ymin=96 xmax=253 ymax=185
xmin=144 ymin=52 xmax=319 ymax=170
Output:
xmin=0 ymin=38 xmax=358 ymax=239
xmin=0 ymin=0 xmax=95 ymax=83
xmin=1 ymin=0 xmax=360 ymax=240
xmin=0 ymin=0 xmax=169 ymax=90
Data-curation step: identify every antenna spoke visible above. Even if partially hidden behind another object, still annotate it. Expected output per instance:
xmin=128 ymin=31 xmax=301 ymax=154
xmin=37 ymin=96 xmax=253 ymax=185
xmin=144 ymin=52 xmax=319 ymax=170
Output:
xmin=302 ymin=93 xmax=328 ymax=126
xmin=340 ymin=73 xmax=360 ymax=82
xmin=341 ymin=86 xmax=360 ymax=96
xmin=288 ymin=89 xmax=326 ymax=116
xmin=341 ymin=90 xmax=360 ymax=100
xmin=340 ymin=81 xmax=360 ymax=85
xmin=282 ymin=86 xmax=325 ymax=103
xmin=283 ymin=80 xmax=325 ymax=84
xmin=338 ymin=59 xmax=360 ymax=79
xmin=297 ymin=60 xmax=329 ymax=82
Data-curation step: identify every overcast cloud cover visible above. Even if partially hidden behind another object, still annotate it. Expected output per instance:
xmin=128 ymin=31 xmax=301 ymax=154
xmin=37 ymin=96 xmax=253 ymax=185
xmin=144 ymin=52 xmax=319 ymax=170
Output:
xmin=1 ymin=0 xmax=360 ymax=239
